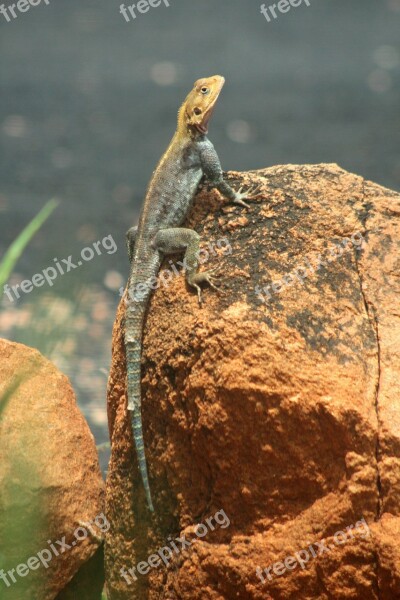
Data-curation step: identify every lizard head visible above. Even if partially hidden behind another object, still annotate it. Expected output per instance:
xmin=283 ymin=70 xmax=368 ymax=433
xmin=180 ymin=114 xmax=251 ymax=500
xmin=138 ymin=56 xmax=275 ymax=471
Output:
xmin=180 ymin=75 xmax=225 ymax=135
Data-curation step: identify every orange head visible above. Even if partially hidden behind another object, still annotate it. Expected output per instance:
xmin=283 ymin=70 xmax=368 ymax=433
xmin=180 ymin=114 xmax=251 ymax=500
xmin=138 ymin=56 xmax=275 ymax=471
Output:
xmin=178 ymin=75 xmax=225 ymax=135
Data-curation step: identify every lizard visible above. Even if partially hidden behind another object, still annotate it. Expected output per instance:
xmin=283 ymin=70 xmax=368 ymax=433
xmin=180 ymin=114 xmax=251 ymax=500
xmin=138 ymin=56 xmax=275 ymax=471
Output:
xmin=124 ymin=75 xmax=257 ymax=512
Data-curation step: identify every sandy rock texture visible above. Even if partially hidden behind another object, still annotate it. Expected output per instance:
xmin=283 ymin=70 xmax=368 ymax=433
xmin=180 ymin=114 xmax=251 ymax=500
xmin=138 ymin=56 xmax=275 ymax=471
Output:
xmin=0 ymin=339 xmax=105 ymax=600
xmin=105 ymin=164 xmax=400 ymax=599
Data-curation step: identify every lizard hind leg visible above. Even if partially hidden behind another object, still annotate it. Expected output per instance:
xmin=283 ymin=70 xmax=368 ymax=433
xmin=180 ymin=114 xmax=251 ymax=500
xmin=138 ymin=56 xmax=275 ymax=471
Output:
xmin=152 ymin=227 xmax=221 ymax=305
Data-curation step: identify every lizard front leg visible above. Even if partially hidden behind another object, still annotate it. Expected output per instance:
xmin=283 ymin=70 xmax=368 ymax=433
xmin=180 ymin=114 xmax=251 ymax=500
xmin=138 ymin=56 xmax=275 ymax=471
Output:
xmin=152 ymin=228 xmax=219 ymax=304
xmin=199 ymin=139 xmax=258 ymax=208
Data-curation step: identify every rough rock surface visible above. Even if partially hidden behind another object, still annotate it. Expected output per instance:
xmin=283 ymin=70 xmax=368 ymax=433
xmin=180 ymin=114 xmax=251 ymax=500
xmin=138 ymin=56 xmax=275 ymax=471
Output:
xmin=0 ymin=339 xmax=105 ymax=600
xmin=105 ymin=164 xmax=400 ymax=599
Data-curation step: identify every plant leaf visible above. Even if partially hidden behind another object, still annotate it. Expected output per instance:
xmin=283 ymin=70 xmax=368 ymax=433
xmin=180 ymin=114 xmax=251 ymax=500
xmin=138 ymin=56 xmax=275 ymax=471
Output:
xmin=0 ymin=198 xmax=59 ymax=289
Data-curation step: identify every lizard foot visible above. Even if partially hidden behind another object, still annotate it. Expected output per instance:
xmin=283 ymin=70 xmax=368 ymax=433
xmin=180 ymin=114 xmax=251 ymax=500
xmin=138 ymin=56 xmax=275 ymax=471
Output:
xmin=189 ymin=268 xmax=222 ymax=305
xmin=233 ymin=185 xmax=261 ymax=208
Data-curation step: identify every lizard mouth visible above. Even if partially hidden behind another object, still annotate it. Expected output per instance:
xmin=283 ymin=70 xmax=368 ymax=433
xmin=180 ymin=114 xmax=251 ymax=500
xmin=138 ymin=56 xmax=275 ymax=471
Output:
xmin=196 ymin=85 xmax=225 ymax=133
xmin=197 ymin=106 xmax=216 ymax=133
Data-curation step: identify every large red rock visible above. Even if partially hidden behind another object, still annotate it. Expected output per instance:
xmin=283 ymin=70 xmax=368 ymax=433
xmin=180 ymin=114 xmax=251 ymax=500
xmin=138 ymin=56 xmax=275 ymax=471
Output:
xmin=0 ymin=339 xmax=105 ymax=599
xmin=105 ymin=164 xmax=400 ymax=599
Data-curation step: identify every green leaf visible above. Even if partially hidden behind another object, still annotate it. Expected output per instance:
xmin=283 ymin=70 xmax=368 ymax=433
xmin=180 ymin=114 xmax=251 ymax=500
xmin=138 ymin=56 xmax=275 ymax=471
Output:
xmin=0 ymin=198 xmax=59 ymax=289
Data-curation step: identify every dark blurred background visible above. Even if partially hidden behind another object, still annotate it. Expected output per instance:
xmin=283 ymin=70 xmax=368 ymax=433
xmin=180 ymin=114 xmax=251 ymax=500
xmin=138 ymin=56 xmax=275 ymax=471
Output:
xmin=0 ymin=0 xmax=399 ymax=472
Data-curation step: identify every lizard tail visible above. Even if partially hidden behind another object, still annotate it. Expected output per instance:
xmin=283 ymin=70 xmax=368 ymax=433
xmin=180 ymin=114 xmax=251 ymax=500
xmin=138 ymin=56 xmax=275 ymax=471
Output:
xmin=126 ymin=342 xmax=154 ymax=512
xmin=131 ymin=409 xmax=154 ymax=512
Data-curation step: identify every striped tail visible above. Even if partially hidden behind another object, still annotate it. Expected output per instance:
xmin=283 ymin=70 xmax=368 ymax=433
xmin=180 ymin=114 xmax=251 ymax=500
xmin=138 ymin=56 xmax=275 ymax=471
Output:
xmin=126 ymin=342 xmax=154 ymax=512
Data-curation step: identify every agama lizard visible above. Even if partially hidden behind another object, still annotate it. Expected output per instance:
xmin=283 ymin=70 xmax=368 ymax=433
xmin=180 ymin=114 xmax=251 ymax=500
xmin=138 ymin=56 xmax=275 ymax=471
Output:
xmin=124 ymin=75 xmax=256 ymax=512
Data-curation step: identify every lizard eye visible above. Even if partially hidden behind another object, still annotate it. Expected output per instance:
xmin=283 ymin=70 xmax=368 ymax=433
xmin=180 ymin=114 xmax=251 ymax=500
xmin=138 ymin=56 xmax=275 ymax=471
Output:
xmin=200 ymin=87 xmax=210 ymax=94
xmin=193 ymin=107 xmax=202 ymax=115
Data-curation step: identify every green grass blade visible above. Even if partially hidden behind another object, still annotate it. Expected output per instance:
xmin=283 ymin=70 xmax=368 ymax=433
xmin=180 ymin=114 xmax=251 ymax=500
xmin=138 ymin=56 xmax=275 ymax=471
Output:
xmin=96 ymin=441 xmax=111 ymax=452
xmin=0 ymin=377 xmax=22 ymax=418
xmin=0 ymin=361 xmax=38 ymax=418
xmin=0 ymin=198 xmax=59 ymax=289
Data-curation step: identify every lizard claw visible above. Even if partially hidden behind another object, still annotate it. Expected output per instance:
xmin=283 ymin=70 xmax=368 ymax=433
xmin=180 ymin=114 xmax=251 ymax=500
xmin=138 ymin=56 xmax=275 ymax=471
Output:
xmin=207 ymin=264 xmax=223 ymax=277
xmin=233 ymin=184 xmax=261 ymax=208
